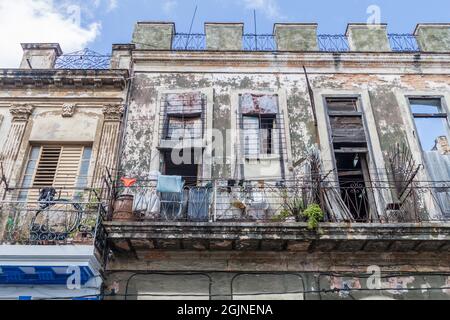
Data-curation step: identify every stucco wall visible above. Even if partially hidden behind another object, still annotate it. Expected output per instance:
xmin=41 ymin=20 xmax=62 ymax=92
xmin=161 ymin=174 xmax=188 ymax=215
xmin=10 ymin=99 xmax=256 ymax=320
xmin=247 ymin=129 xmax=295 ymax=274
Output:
xmin=121 ymin=68 xmax=450 ymax=181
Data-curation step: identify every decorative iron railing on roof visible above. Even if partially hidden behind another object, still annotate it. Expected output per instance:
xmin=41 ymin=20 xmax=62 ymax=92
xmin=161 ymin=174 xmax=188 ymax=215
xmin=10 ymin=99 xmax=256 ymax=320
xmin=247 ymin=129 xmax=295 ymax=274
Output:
xmin=170 ymin=33 xmax=421 ymax=53
xmin=172 ymin=33 xmax=206 ymax=51
xmin=243 ymin=34 xmax=277 ymax=51
xmin=317 ymin=34 xmax=350 ymax=52
xmin=54 ymin=49 xmax=111 ymax=70
xmin=388 ymin=34 xmax=420 ymax=52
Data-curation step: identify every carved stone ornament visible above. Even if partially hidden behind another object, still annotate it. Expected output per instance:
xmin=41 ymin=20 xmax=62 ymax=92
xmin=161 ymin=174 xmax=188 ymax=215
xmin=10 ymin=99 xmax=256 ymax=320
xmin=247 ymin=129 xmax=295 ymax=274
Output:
xmin=103 ymin=104 xmax=125 ymax=121
xmin=62 ymin=103 xmax=77 ymax=118
xmin=9 ymin=104 xmax=34 ymax=121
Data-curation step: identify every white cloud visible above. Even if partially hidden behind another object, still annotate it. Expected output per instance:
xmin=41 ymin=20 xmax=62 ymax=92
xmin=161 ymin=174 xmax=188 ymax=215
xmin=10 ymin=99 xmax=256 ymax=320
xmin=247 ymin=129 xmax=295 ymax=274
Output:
xmin=162 ymin=0 xmax=178 ymax=14
xmin=107 ymin=0 xmax=118 ymax=12
xmin=241 ymin=0 xmax=285 ymax=20
xmin=0 ymin=0 xmax=101 ymax=68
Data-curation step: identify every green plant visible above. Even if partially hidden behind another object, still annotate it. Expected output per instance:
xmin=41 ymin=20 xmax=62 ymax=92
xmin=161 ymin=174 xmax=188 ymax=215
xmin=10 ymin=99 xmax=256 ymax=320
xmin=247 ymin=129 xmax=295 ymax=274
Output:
xmin=302 ymin=204 xmax=324 ymax=230
xmin=271 ymin=209 xmax=293 ymax=222
xmin=280 ymin=189 xmax=306 ymax=219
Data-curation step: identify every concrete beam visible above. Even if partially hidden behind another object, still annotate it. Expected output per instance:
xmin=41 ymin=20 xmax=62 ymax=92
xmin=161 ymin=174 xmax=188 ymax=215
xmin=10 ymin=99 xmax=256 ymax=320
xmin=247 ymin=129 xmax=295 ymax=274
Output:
xmin=346 ymin=23 xmax=390 ymax=52
xmin=132 ymin=22 xmax=175 ymax=50
xmin=205 ymin=23 xmax=244 ymax=51
xmin=274 ymin=23 xmax=318 ymax=51
xmin=414 ymin=23 xmax=450 ymax=52
xmin=20 ymin=43 xmax=62 ymax=69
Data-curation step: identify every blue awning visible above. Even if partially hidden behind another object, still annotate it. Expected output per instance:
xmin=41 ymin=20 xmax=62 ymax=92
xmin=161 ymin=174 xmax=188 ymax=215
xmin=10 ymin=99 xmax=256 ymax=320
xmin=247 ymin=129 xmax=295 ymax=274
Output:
xmin=0 ymin=266 xmax=94 ymax=285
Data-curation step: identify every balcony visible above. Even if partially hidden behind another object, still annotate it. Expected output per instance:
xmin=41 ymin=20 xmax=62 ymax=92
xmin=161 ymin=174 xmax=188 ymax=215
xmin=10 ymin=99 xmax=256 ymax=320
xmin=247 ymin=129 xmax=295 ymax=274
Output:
xmin=0 ymin=187 xmax=106 ymax=289
xmin=102 ymin=178 xmax=450 ymax=254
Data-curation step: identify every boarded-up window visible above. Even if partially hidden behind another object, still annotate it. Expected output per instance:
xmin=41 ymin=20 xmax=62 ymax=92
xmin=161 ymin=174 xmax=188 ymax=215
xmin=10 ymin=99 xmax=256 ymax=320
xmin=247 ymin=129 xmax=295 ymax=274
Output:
xmin=19 ymin=145 xmax=92 ymax=201
xmin=327 ymin=98 xmax=366 ymax=146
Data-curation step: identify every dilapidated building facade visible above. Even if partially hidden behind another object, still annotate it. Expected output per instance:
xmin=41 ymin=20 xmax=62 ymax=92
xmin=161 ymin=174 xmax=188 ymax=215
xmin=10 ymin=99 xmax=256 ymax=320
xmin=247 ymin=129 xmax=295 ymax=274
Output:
xmin=1 ymin=21 xmax=450 ymax=300
xmin=103 ymin=22 xmax=450 ymax=300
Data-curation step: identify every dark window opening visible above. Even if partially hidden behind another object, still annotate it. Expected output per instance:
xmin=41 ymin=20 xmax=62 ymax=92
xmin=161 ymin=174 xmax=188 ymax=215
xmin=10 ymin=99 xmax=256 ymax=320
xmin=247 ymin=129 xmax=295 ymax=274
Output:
xmin=326 ymin=97 xmax=374 ymax=221
xmin=163 ymin=149 xmax=200 ymax=187
xmin=335 ymin=153 xmax=371 ymax=221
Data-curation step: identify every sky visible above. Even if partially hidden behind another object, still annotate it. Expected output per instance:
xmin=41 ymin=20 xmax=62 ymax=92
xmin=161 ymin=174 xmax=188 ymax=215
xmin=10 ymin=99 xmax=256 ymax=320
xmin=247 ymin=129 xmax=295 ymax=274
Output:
xmin=0 ymin=0 xmax=449 ymax=67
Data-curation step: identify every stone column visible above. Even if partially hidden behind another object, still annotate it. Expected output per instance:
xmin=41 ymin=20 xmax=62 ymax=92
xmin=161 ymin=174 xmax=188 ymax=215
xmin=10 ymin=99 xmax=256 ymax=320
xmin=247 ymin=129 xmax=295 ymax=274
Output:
xmin=0 ymin=104 xmax=33 ymax=240
xmin=274 ymin=23 xmax=318 ymax=51
xmin=205 ymin=23 xmax=244 ymax=51
xmin=346 ymin=23 xmax=390 ymax=52
xmin=0 ymin=105 xmax=34 ymax=184
xmin=414 ymin=24 xmax=450 ymax=52
xmin=92 ymin=105 xmax=125 ymax=188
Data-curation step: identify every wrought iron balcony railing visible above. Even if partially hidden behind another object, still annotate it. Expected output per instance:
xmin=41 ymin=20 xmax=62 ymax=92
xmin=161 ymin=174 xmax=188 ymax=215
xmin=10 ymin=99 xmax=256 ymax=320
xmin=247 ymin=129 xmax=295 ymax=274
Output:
xmin=107 ymin=178 xmax=449 ymax=224
xmin=0 ymin=188 xmax=106 ymax=247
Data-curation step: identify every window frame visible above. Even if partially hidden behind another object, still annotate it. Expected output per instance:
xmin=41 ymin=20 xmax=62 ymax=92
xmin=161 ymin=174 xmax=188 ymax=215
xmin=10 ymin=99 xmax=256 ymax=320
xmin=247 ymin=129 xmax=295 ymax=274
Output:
xmin=408 ymin=97 xmax=450 ymax=153
xmin=18 ymin=144 xmax=93 ymax=201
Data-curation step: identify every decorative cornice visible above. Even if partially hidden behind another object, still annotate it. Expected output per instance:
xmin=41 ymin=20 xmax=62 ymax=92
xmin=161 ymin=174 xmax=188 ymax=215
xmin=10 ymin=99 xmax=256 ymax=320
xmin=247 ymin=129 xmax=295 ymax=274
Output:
xmin=0 ymin=70 xmax=129 ymax=89
xmin=103 ymin=104 xmax=125 ymax=121
xmin=61 ymin=103 xmax=77 ymax=118
xmin=9 ymin=104 xmax=34 ymax=121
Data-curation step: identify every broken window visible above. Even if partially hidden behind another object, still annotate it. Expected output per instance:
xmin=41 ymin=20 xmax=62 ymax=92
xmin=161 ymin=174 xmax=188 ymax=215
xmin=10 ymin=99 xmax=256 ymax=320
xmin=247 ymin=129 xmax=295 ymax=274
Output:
xmin=163 ymin=92 xmax=205 ymax=140
xmin=19 ymin=145 xmax=92 ymax=201
xmin=326 ymin=98 xmax=375 ymax=221
xmin=409 ymin=98 xmax=450 ymax=217
xmin=240 ymin=94 xmax=279 ymax=158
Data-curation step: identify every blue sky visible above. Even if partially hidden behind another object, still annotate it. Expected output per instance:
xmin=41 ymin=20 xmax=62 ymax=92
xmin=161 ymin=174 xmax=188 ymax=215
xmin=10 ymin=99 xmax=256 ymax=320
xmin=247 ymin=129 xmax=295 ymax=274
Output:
xmin=89 ymin=0 xmax=450 ymax=54
xmin=0 ymin=0 xmax=449 ymax=66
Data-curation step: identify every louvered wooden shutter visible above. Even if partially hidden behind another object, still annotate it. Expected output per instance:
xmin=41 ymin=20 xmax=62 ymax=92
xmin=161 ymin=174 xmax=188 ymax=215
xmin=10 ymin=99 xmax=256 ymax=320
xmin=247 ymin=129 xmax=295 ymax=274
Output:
xmin=53 ymin=146 xmax=83 ymax=188
xmin=33 ymin=146 xmax=61 ymax=188
xmin=53 ymin=146 xmax=83 ymax=199
xmin=25 ymin=145 xmax=84 ymax=201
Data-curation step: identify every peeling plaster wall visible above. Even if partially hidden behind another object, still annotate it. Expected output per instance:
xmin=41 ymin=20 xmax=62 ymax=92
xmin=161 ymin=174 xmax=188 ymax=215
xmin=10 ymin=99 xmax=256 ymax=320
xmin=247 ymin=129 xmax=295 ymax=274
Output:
xmin=122 ymin=68 xmax=450 ymax=181
xmin=104 ymin=269 xmax=450 ymax=300
xmin=121 ymin=72 xmax=319 ymax=179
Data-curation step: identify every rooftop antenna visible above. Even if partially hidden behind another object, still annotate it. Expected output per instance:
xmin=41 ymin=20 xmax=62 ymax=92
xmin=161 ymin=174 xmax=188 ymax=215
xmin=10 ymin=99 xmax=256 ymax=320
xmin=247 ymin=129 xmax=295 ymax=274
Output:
xmin=185 ymin=5 xmax=198 ymax=50
xmin=253 ymin=10 xmax=258 ymax=50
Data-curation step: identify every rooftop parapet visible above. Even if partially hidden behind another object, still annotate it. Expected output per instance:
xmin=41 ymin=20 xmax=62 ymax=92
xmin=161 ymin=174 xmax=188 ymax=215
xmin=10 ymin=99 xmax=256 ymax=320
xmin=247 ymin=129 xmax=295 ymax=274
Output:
xmin=274 ymin=23 xmax=318 ymax=51
xmin=132 ymin=22 xmax=175 ymax=50
xmin=20 ymin=43 xmax=62 ymax=69
xmin=414 ymin=23 xmax=450 ymax=52
xmin=205 ymin=23 xmax=244 ymax=51
xmin=346 ymin=23 xmax=390 ymax=52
